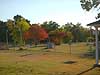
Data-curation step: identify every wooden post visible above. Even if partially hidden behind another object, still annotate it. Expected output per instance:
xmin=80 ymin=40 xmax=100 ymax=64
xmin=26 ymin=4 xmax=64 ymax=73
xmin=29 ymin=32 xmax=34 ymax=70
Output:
xmin=95 ymin=27 xmax=99 ymax=65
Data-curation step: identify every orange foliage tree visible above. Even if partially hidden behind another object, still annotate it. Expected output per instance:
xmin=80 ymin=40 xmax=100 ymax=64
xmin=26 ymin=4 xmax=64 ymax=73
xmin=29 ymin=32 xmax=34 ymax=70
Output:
xmin=23 ymin=24 xmax=48 ymax=44
xmin=49 ymin=30 xmax=66 ymax=45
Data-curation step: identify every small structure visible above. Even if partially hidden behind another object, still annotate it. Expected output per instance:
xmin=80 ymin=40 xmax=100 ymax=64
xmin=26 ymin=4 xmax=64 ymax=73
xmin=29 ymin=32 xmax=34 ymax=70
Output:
xmin=87 ymin=20 xmax=100 ymax=67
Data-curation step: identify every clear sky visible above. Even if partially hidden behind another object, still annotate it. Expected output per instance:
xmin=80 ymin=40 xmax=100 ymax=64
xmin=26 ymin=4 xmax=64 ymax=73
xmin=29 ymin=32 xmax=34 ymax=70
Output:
xmin=0 ymin=0 xmax=97 ymax=27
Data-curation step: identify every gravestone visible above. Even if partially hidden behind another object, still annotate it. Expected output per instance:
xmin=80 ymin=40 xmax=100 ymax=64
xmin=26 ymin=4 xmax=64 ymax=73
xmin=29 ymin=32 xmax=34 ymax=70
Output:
xmin=47 ymin=42 xmax=55 ymax=49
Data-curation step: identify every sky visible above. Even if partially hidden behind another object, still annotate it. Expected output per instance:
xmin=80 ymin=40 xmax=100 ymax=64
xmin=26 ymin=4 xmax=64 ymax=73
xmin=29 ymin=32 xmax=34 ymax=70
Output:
xmin=0 ymin=0 xmax=98 ymax=27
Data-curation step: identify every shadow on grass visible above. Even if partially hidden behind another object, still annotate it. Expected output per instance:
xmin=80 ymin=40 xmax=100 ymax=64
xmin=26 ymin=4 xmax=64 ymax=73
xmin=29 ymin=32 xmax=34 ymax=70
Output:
xmin=20 ymin=53 xmax=33 ymax=57
xmin=80 ymin=51 xmax=95 ymax=59
xmin=77 ymin=65 xmax=96 ymax=75
xmin=63 ymin=61 xmax=77 ymax=64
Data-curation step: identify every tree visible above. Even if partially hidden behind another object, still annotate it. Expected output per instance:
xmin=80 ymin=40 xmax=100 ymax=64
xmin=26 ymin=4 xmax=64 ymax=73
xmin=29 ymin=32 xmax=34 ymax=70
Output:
xmin=13 ymin=15 xmax=30 ymax=45
xmin=63 ymin=31 xmax=73 ymax=43
xmin=62 ymin=22 xmax=89 ymax=42
xmin=0 ymin=20 xmax=7 ymax=42
xmin=14 ymin=15 xmax=30 ymax=32
xmin=62 ymin=22 xmax=73 ymax=32
xmin=6 ymin=19 xmax=14 ymax=43
xmin=23 ymin=24 xmax=48 ymax=45
xmin=80 ymin=0 xmax=100 ymax=18
xmin=49 ymin=29 xmax=67 ymax=45
xmin=6 ymin=19 xmax=14 ymax=31
xmin=41 ymin=21 xmax=60 ymax=33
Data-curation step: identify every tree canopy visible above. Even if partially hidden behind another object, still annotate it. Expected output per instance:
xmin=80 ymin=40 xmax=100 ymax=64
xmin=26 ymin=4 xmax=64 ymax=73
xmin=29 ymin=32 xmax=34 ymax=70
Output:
xmin=41 ymin=21 xmax=60 ymax=33
xmin=0 ymin=14 xmax=94 ymax=46
xmin=24 ymin=24 xmax=48 ymax=42
xmin=80 ymin=0 xmax=100 ymax=18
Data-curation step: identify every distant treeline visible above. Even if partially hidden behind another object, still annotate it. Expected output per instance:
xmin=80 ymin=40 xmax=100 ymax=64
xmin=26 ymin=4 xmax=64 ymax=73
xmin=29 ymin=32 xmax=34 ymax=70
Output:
xmin=0 ymin=15 xmax=97 ymax=45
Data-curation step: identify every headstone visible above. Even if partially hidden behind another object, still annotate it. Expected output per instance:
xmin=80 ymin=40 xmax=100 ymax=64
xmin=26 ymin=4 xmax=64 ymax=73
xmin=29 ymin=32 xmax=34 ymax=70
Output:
xmin=47 ymin=42 xmax=55 ymax=49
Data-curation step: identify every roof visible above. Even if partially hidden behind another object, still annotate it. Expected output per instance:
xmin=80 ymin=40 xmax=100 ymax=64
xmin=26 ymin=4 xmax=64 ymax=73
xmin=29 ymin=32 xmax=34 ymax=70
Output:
xmin=87 ymin=20 xmax=100 ymax=27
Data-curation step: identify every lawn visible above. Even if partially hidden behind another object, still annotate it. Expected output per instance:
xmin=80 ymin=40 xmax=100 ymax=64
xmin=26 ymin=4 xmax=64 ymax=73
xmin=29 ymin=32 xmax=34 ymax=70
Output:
xmin=0 ymin=42 xmax=100 ymax=75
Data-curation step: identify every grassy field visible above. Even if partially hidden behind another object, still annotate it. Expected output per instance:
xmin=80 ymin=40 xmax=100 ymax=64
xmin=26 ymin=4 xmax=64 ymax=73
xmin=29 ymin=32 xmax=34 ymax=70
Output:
xmin=0 ymin=43 xmax=100 ymax=75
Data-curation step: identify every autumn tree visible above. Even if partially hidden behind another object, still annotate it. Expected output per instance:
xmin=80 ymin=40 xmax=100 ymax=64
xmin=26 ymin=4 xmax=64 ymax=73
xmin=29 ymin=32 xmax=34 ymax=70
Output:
xmin=63 ymin=31 xmax=73 ymax=43
xmin=49 ymin=29 xmax=66 ymax=45
xmin=23 ymin=24 xmax=48 ymax=45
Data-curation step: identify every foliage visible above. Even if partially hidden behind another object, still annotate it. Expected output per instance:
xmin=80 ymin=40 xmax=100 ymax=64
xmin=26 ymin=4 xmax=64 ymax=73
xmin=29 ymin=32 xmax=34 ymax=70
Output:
xmin=12 ymin=15 xmax=30 ymax=45
xmin=0 ymin=15 xmax=94 ymax=45
xmin=6 ymin=19 xmax=14 ymax=31
xmin=49 ymin=30 xmax=67 ymax=45
xmin=63 ymin=31 xmax=73 ymax=43
xmin=87 ymin=36 xmax=94 ymax=42
xmin=63 ymin=22 xmax=89 ymax=42
xmin=80 ymin=0 xmax=100 ymax=19
xmin=41 ymin=21 xmax=60 ymax=33
xmin=11 ymin=27 xmax=21 ymax=44
xmin=23 ymin=24 xmax=48 ymax=44
xmin=0 ymin=20 xmax=7 ymax=42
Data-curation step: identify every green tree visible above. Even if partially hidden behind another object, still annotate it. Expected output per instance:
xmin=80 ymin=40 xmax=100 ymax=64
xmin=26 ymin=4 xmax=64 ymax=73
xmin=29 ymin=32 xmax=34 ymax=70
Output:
xmin=41 ymin=21 xmax=60 ymax=33
xmin=0 ymin=20 xmax=7 ymax=42
xmin=14 ymin=15 xmax=30 ymax=32
xmin=71 ymin=23 xmax=87 ymax=42
xmin=62 ymin=22 xmax=89 ymax=42
xmin=13 ymin=15 xmax=30 ymax=45
xmin=62 ymin=22 xmax=73 ymax=32
xmin=63 ymin=31 xmax=73 ymax=43
xmin=6 ymin=19 xmax=14 ymax=43
xmin=6 ymin=19 xmax=14 ymax=31
xmin=80 ymin=0 xmax=100 ymax=18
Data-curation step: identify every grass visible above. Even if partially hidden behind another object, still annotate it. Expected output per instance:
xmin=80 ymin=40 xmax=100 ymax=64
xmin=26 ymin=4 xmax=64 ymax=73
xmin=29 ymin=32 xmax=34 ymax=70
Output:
xmin=0 ymin=61 xmax=58 ymax=75
xmin=0 ymin=42 xmax=100 ymax=75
